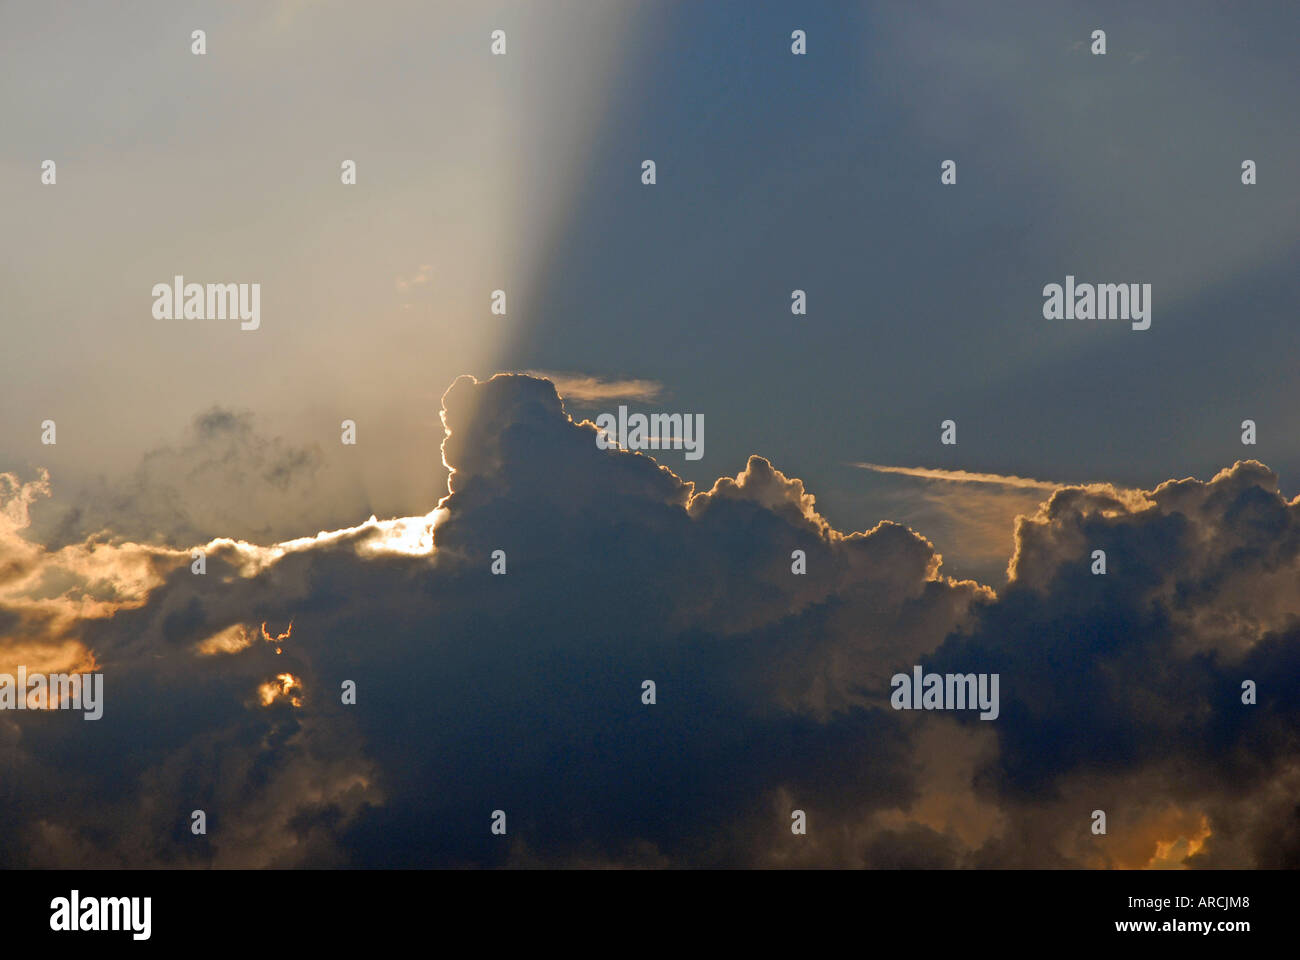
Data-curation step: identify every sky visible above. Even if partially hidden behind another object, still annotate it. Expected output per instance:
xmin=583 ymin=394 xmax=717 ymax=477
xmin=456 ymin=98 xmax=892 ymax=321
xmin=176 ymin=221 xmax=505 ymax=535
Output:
xmin=0 ymin=0 xmax=1298 ymax=868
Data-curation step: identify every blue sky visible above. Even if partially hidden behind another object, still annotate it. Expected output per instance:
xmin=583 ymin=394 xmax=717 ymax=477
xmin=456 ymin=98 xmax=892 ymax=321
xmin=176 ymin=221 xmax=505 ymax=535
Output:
xmin=498 ymin=0 xmax=1300 ymax=580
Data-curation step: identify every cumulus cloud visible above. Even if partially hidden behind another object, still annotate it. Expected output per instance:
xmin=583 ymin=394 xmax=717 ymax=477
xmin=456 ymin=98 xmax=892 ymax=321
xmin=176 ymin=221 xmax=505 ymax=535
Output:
xmin=0 ymin=374 xmax=1295 ymax=868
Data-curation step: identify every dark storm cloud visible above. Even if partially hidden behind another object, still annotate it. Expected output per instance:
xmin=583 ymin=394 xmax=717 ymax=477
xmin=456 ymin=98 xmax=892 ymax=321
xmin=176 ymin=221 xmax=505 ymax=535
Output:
xmin=0 ymin=375 xmax=1296 ymax=867
xmin=929 ymin=463 xmax=1300 ymax=866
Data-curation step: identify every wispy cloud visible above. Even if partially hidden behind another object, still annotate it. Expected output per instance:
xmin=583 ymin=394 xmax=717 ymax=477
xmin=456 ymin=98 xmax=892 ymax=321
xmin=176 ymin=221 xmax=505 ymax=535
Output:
xmin=395 ymin=264 xmax=432 ymax=293
xmin=523 ymin=371 xmax=663 ymax=404
xmin=848 ymin=464 xmax=1149 ymax=584
xmin=849 ymin=463 xmax=1064 ymax=490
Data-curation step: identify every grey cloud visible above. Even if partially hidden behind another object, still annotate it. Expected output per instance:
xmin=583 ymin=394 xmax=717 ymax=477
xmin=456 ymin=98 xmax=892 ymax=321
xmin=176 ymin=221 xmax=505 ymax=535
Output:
xmin=0 ymin=376 xmax=1296 ymax=868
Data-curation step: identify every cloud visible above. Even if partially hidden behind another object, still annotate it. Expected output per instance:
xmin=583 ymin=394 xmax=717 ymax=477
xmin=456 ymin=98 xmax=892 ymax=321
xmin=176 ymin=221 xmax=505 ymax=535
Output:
xmin=850 ymin=463 xmax=1159 ymax=585
xmin=848 ymin=464 xmax=1065 ymax=582
xmin=0 ymin=375 xmax=1296 ymax=868
xmin=850 ymin=463 xmax=1064 ymax=490
xmin=520 ymin=371 xmax=663 ymax=404
xmin=931 ymin=461 xmax=1300 ymax=867
xmin=28 ymin=406 xmax=324 ymax=551
xmin=395 ymin=264 xmax=433 ymax=296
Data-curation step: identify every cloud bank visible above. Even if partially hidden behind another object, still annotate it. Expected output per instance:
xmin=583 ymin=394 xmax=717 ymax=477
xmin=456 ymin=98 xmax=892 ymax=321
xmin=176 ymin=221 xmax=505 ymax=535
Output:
xmin=0 ymin=374 xmax=1295 ymax=867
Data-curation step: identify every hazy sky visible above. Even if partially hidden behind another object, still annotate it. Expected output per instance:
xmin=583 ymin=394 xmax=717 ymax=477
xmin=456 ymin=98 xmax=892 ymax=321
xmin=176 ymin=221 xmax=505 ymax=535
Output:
xmin=3 ymin=0 xmax=1298 ymax=581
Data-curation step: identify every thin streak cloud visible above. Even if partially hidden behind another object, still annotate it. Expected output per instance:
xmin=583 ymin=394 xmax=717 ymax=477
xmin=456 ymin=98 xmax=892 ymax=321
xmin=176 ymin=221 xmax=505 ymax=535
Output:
xmin=523 ymin=371 xmax=664 ymax=404
xmin=851 ymin=463 xmax=1068 ymax=491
